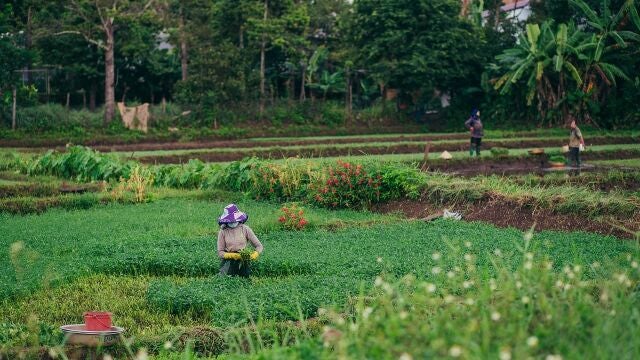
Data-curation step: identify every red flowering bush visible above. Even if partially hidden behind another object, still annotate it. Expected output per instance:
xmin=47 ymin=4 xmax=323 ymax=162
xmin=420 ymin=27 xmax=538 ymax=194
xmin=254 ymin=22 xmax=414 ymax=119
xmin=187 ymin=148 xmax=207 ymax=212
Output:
xmin=310 ymin=160 xmax=382 ymax=209
xmin=278 ymin=204 xmax=308 ymax=230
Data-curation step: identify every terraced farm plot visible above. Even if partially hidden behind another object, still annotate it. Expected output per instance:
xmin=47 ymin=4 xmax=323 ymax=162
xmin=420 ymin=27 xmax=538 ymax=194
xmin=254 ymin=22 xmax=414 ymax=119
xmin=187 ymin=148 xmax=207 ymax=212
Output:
xmin=127 ymin=135 xmax=639 ymax=164
xmin=1 ymin=132 xmax=639 ymax=359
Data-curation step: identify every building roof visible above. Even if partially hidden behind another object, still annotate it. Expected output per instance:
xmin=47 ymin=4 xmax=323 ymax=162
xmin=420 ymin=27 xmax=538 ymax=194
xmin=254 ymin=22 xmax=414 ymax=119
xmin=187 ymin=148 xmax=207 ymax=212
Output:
xmin=501 ymin=0 xmax=530 ymax=12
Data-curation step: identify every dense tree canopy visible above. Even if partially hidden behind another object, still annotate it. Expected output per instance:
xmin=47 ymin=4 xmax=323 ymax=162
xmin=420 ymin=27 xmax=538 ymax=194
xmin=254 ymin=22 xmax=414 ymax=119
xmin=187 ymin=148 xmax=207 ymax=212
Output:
xmin=1 ymin=0 xmax=639 ymax=129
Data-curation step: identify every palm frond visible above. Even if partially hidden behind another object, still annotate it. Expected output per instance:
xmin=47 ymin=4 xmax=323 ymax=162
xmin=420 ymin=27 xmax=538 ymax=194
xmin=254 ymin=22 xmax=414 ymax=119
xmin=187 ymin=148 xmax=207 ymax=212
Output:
xmin=600 ymin=62 xmax=631 ymax=82
xmin=609 ymin=31 xmax=627 ymax=47
xmin=570 ymin=0 xmax=601 ymax=24
xmin=564 ymin=61 xmax=583 ymax=85
xmin=526 ymin=24 xmax=541 ymax=52
xmin=628 ymin=0 xmax=640 ymax=31
xmin=619 ymin=30 xmax=640 ymax=42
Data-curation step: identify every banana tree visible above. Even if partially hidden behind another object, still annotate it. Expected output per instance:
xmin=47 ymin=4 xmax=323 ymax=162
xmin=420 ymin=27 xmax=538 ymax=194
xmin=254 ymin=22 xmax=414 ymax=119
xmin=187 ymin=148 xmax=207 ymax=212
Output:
xmin=307 ymin=70 xmax=345 ymax=100
xmin=302 ymin=46 xmax=328 ymax=102
xmin=494 ymin=22 xmax=585 ymax=124
xmin=570 ymin=0 xmax=640 ymax=119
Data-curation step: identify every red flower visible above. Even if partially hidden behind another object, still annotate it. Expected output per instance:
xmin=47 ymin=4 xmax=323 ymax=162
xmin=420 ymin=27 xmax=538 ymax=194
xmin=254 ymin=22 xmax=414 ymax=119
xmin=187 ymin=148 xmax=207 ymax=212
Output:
xmin=278 ymin=216 xmax=286 ymax=222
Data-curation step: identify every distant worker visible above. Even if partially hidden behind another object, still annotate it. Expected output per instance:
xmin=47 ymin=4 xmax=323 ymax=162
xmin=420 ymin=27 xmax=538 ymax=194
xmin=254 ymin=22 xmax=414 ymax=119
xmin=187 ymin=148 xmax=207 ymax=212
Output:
xmin=217 ymin=204 xmax=263 ymax=277
xmin=568 ymin=118 xmax=585 ymax=175
xmin=465 ymin=108 xmax=484 ymax=156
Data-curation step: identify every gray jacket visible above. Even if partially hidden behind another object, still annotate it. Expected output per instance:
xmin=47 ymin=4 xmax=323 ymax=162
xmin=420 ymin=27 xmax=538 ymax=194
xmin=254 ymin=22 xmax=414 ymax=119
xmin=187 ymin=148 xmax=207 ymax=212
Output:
xmin=465 ymin=117 xmax=484 ymax=138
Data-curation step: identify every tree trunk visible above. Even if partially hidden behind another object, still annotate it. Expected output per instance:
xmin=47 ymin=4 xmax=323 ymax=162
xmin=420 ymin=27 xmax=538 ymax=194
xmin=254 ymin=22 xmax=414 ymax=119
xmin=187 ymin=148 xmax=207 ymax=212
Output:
xmin=90 ymin=83 xmax=97 ymax=112
xmin=82 ymin=89 xmax=87 ymax=109
xmin=380 ymin=83 xmax=387 ymax=112
xmin=299 ymin=64 xmax=306 ymax=102
xmin=179 ymin=5 xmax=188 ymax=81
xmin=348 ymin=80 xmax=353 ymax=119
xmin=162 ymin=96 xmax=167 ymax=114
xmin=259 ymin=0 xmax=268 ymax=116
xmin=103 ymin=21 xmax=116 ymax=126
xmin=345 ymin=67 xmax=352 ymax=119
xmin=121 ymin=83 xmax=128 ymax=103
xmin=239 ymin=26 xmax=244 ymax=49
xmin=12 ymin=87 xmax=17 ymax=130
xmin=66 ymin=92 xmax=71 ymax=108
xmin=25 ymin=7 xmax=33 ymax=83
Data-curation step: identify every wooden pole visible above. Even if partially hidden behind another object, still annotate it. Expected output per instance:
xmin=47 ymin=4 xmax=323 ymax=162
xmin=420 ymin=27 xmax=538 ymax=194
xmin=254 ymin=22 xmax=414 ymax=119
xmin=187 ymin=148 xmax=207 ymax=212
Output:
xmin=420 ymin=141 xmax=431 ymax=171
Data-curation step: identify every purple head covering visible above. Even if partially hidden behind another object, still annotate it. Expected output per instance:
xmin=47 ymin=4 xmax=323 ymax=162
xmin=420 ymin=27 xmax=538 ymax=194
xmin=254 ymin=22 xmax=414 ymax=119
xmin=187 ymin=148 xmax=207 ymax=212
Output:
xmin=218 ymin=204 xmax=248 ymax=225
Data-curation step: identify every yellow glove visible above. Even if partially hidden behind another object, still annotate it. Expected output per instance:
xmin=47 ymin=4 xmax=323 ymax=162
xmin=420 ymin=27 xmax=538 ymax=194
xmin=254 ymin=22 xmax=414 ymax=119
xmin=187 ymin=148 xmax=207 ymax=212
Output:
xmin=223 ymin=252 xmax=241 ymax=260
xmin=250 ymin=251 xmax=260 ymax=260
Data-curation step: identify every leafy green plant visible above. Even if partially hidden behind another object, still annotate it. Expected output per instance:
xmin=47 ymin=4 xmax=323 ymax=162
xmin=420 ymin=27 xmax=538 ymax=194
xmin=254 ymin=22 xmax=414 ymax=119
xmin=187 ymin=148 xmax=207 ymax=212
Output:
xmin=26 ymin=146 xmax=133 ymax=182
xmin=549 ymin=155 xmax=566 ymax=163
xmin=490 ymin=147 xmax=510 ymax=157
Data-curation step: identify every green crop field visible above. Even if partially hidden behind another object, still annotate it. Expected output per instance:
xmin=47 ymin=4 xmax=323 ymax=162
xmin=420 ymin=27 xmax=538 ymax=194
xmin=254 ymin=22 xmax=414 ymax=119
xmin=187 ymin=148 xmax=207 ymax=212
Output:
xmin=1 ymin=197 xmax=639 ymax=359
xmin=1 ymin=139 xmax=639 ymax=359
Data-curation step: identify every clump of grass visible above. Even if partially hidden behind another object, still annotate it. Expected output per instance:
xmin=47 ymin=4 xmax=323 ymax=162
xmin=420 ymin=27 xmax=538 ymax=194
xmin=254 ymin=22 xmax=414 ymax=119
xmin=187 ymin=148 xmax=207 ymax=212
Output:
xmin=490 ymin=147 xmax=510 ymax=157
xmin=111 ymin=165 xmax=155 ymax=203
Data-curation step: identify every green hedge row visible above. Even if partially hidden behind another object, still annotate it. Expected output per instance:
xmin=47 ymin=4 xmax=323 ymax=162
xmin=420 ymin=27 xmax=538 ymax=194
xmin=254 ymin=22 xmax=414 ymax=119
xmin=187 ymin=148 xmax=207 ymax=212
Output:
xmin=19 ymin=146 xmax=423 ymax=209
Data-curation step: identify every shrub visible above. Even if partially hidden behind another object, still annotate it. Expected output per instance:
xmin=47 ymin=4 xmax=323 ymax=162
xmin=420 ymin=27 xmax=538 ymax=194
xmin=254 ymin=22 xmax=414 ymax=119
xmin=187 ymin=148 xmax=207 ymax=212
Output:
xmin=14 ymin=104 xmax=102 ymax=131
xmin=320 ymin=102 xmax=345 ymax=126
xmin=309 ymin=160 xmax=382 ymax=209
xmin=278 ymin=204 xmax=308 ymax=230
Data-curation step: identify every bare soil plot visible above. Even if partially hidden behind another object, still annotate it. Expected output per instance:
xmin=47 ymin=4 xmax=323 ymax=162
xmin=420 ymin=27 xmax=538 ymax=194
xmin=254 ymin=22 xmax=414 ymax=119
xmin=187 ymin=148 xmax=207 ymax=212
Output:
xmin=135 ymin=136 xmax=638 ymax=164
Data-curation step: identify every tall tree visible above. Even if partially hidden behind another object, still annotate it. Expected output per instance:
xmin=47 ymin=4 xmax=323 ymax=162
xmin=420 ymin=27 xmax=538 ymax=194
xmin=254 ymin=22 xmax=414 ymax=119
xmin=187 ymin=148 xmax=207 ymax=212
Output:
xmin=347 ymin=0 xmax=485 ymax=105
xmin=43 ymin=0 xmax=156 ymax=125
xmin=0 ymin=2 xmax=33 ymax=129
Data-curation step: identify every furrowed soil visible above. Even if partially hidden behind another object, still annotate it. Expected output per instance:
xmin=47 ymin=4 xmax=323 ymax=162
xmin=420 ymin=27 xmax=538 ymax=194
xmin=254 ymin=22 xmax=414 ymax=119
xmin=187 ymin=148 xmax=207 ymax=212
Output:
xmin=134 ymin=136 xmax=638 ymax=164
xmin=374 ymin=195 xmax=640 ymax=240
xmin=423 ymin=151 xmax=640 ymax=177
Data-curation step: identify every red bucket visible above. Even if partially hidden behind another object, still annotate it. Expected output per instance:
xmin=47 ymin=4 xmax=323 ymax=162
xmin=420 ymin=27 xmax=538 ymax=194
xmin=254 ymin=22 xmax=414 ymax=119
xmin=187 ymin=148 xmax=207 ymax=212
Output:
xmin=84 ymin=312 xmax=112 ymax=331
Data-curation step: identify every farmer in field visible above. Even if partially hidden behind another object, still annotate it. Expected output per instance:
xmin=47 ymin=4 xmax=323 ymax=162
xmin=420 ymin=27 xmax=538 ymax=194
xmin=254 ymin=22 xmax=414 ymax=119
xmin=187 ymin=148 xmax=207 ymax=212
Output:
xmin=217 ymin=204 xmax=263 ymax=277
xmin=465 ymin=108 xmax=484 ymax=156
xmin=568 ymin=118 xmax=585 ymax=175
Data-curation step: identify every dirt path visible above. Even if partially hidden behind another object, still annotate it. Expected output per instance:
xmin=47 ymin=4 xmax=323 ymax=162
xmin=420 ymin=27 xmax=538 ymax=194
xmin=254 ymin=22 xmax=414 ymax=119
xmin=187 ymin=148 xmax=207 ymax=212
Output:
xmin=373 ymin=196 xmax=640 ymax=240
xmin=135 ymin=137 xmax=638 ymax=164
